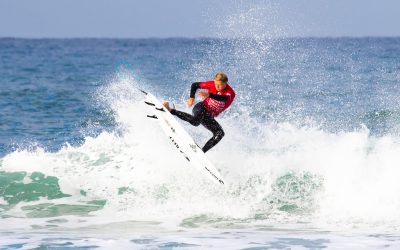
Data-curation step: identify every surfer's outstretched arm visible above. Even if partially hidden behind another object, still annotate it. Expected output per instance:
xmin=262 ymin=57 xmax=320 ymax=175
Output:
xmin=190 ymin=82 xmax=201 ymax=98
xmin=186 ymin=82 xmax=200 ymax=107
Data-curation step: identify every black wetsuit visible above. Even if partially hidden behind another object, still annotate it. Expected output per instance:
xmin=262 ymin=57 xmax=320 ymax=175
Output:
xmin=170 ymin=82 xmax=227 ymax=153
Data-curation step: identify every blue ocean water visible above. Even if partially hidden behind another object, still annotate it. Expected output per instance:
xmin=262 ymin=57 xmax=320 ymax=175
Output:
xmin=1 ymin=37 xmax=400 ymax=249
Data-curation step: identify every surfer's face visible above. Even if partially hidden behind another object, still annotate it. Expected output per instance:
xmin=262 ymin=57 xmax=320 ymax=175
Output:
xmin=214 ymin=81 xmax=227 ymax=92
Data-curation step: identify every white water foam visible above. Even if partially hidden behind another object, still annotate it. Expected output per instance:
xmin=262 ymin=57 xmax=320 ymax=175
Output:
xmin=2 ymin=72 xmax=400 ymax=232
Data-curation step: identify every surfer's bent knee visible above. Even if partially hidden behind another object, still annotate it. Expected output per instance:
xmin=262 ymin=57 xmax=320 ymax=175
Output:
xmin=215 ymin=129 xmax=225 ymax=139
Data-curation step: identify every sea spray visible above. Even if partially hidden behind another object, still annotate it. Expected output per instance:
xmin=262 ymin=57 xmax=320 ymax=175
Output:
xmin=2 ymin=70 xmax=400 ymax=231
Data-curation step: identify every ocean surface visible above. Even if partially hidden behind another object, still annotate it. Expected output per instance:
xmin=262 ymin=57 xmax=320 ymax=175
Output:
xmin=1 ymin=37 xmax=400 ymax=249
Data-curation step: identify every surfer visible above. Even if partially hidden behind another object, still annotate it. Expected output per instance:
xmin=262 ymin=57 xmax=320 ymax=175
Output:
xmin=163 ymin=72 xmax=235 ymax=153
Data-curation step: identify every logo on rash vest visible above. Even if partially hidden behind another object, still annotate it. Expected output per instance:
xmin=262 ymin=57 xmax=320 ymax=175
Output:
xmin=208 ymin=100 xmax=225 ymax=111
xmin=204 ymin=95 xmax=225 ymax=115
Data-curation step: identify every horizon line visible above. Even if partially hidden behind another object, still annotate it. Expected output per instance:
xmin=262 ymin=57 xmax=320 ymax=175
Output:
xmin=1 ymin=35 xmax=400 ymax=40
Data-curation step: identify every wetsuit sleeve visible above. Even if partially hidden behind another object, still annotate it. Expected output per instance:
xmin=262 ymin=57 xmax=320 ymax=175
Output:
xmin=209 ymin=93 xmax=228 ymax=102
xmin=190 ymin=82 xmax=201 ymax=98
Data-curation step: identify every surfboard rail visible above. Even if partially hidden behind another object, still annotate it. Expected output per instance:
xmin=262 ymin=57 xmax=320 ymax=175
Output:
xmin=141 ymin=90 xmax=225 ymax=185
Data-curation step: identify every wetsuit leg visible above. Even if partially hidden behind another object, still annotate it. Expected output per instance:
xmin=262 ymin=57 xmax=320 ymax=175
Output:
xmin=201 ymin=115 xmax=225 ymax=153
xmin=171 ymin=102 xmax=206 ymax=126
xmin=171 ymin=103 xmax=224 ymax=152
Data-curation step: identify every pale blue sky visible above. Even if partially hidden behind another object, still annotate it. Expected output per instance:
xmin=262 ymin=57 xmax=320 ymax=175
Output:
xmin=0 ymin=0 xmax=399 ymax=38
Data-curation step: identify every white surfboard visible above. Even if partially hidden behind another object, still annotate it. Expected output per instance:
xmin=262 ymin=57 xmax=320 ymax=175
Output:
xmin=141 ymin=90 xmax=225 ymax=185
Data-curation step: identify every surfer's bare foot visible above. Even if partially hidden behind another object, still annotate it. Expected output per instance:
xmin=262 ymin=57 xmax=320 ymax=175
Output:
xmin=163 ymin=101 xmax=171 ymax=111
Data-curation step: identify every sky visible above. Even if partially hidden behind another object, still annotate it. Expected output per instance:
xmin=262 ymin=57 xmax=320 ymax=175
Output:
xmin=0 ymin=0 xmax=399 ymax=38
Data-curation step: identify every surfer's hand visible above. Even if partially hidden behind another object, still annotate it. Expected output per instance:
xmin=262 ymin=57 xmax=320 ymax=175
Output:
xmin=198 ymin=92 xmax=209 ymax=99
xmin=187 ymin=98 xmax=195 ymax=107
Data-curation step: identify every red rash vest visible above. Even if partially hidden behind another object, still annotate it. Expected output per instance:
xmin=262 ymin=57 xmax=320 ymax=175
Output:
xmin=200 ymin=81 xmax=236 ymax=117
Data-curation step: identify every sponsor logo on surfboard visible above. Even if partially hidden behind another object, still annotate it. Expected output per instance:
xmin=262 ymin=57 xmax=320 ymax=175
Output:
xmin=164 ymin=119 xmax=176 ymax=133
xmin=169 ymin=136 xmax=190 ymax=162
xmin=189 ymin=144 xmax=197 ymax=152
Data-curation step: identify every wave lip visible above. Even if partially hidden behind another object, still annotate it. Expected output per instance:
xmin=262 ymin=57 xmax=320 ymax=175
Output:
xmin=2 ymin=70 xmax=400 ymax=232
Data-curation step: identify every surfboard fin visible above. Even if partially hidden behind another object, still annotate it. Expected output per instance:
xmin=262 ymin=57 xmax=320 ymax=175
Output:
xmin=144 ymin=101 xmax=155 ymax=106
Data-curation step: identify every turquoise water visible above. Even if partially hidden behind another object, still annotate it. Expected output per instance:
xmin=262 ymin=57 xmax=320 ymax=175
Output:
xmin=1 ymin=36 xmax=400 ymax=248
